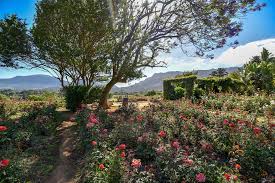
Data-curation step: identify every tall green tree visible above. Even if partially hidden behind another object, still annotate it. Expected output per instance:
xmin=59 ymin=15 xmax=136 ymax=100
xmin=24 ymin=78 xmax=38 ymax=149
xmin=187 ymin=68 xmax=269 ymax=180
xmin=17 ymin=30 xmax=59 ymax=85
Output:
xmin=242 ymin=48 xmax=275 ymax=93
xmin=99 ymin=0 xmax=265 ymax=108
xmin=0 ymin=15 xmax=31 ymax=68
xmin=32 ymin=0 xmax=111 ymax=87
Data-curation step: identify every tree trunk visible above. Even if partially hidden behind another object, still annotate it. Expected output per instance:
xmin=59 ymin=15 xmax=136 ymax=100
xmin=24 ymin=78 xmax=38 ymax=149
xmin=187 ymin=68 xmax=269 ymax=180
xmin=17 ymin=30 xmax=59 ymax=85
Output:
xmin=99 ymin=79 xmax=117 ymax=109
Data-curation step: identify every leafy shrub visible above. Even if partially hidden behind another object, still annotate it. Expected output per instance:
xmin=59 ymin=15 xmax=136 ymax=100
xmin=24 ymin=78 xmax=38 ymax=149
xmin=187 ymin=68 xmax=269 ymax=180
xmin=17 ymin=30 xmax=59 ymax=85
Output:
xmin=145 ymin=90 xmax=157 ymax=96
xmin=174 ymin=86 xmax=185 ymax=99
xmin=64 ymin=86 xmax=102 ymax=111
xmin=193 ymin=87 xmax=204 ymax=99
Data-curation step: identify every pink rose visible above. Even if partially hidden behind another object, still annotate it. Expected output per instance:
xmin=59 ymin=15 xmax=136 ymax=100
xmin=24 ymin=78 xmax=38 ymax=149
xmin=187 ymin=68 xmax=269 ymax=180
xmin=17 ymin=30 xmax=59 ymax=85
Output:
xmin=196 ymin=173 xmax=206 ymax=182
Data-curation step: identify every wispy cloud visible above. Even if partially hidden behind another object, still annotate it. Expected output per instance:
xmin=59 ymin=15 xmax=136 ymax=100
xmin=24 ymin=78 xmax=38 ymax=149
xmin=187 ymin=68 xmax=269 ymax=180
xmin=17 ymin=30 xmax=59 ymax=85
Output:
xmin=145 ymin=38 xmax=275 ymax=76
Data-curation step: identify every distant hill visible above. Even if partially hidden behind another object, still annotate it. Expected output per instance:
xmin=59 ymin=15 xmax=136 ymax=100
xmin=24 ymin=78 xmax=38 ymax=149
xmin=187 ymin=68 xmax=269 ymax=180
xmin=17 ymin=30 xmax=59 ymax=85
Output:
xmin=0 ymin=75 xmax=62 ymax=90
xmin=112 ymin=67 xmax=240 ymax=93
xmin=0 ymin=67 xmax=239 ymax=91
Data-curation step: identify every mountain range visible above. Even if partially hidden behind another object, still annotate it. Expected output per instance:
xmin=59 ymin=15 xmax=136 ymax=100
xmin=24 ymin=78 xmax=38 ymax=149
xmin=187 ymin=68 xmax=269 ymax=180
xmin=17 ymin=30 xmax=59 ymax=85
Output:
xmin=0 ymin=67 xmax=239 ymax=92
xmin=112 ymin=67 xmax=240 ymax=93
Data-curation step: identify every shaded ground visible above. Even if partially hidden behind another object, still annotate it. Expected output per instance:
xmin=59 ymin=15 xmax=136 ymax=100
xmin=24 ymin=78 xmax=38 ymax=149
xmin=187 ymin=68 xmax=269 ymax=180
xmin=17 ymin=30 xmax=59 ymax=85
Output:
xmin=44 ymin=111 xmax=78 ymax=183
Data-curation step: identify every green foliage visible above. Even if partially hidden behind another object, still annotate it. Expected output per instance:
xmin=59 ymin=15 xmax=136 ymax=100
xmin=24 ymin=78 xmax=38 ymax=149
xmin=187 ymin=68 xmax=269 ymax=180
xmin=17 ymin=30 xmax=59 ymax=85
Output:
xmin=32 ymin=0 xmax=111 ymax=86
xmin=0 ymin=102 xmax=60 ymax=182
xmin=197 ymin=77 xmax=245 ymax=94
xmin=193 ymin=87 xmax=204 ymax=100
xmin=145 ymin=90 xmax=157 ymax=96
xmin=0 ymin=15 xmax=31 ymax=68
xmin=174 ymin=86 xmax=185 ymax=99
xmin=241 ymin=48 xmax=275 ymax=93
xmin=163 ymin=75 xmax=197 ymax=100
xmin=64 ymin=86 xmax=102 ymax=111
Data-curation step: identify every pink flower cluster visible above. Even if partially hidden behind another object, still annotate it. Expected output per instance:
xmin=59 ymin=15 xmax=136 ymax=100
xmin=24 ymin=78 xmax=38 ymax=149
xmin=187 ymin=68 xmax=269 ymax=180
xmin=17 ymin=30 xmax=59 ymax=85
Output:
xmin=86 ymin=114 xmax=99 ymax=128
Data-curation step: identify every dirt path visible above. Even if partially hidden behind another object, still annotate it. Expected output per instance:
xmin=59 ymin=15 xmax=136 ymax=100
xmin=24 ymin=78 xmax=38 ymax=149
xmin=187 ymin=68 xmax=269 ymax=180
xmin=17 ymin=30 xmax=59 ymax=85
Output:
xmin=45 ymin=112 xmax=78 ymax=183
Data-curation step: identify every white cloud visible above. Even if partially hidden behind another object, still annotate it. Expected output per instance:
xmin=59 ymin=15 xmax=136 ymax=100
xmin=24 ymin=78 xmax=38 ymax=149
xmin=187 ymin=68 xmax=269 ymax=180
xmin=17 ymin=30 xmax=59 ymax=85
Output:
xmin=147 ymin=38 xmax=275 ymax=76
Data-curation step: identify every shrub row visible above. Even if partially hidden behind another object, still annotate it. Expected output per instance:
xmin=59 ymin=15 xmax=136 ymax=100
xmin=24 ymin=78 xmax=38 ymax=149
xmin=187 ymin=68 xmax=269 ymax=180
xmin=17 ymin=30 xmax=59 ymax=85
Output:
xmin=163 ymin=76 xmax=245 ymax=100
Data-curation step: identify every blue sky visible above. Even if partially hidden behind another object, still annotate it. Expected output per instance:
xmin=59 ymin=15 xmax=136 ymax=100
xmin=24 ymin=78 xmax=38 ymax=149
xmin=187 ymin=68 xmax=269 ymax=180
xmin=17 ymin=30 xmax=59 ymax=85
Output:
xmin=0 ymin=0 xmax=275 ymax=80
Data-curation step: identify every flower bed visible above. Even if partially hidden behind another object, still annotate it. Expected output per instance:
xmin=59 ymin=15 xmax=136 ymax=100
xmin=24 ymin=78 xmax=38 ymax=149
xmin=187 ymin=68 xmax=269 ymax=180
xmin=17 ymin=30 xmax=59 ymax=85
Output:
xmin=0 ymin=102 xmax=60 ymax=182
xmin=75 ymin=98 xmax=274 ymax=182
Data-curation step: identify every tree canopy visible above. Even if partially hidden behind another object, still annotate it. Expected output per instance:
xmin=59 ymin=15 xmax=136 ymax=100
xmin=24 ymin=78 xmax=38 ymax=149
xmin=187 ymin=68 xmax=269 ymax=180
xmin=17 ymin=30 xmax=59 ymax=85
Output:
xmin=32 ymin=0 xmax=111 ymax=87
xmin=0 ymin=15 xmax=31 ymax=68
xmin=98 ymin=0 xmax=265 ymax=107
xmin=242 ymin=48 xmax=275 ymax=93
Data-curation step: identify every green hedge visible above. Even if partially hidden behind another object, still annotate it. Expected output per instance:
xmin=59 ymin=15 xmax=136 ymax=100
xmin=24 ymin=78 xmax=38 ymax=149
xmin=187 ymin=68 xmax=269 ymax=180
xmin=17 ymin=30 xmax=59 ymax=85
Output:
xmin=197 ymin=77 xmax=245 ymax=93
xmin=163 ymin=75 xmax=197 ymax=100
xmin=164 ymin=76 xmax=245 ymax=100
xmin=64 ymin=86 xmax=102 ymax=111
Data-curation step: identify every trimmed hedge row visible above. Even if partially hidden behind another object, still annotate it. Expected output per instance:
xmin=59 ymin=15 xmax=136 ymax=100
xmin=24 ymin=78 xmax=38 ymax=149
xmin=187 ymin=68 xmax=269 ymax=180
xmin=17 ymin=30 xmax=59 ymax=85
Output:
xmin=163 ymin=76 xmax=245 ymax=100
xmin=197 ymin=77 xmax=245 ymax=93
xmin=163 ymin=75 xmax=197 ymax=100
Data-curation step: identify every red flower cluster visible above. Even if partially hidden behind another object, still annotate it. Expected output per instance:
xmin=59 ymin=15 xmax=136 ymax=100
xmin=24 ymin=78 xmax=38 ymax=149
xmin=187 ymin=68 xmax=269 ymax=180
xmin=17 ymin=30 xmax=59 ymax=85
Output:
xmin=0 ymin=125 xmax=8 ymax=132
xmin=253 ymin=127 xmax=261 ymax=135
xmin=171 ymin=141 xmax=180 ymax=149
xmin=120 ymin=151 xmax=126 ymax=158
xmin=158 ymin=130 xmax=166 ymax=138
xmin=136 ymin=115 xmax=143 ymax=122
xmin=118 ymin=144 xmax=126 ymax=150
xmin=224 ymin=173 xmax=238 ymax=181
xmin=86 ymin=114 xmax=98 ymax=128
xmin=91 ymin=141 xmax=97 ymax=146
xmin=235 ymin=163 xmax=241 ymax=170
xmin=99 ymin=164 xmax=105 ymax=170
xmin=0 ymin=159 xmax=10 ymax=168
xmin=182 ymin=158 xmax=193 ymax=166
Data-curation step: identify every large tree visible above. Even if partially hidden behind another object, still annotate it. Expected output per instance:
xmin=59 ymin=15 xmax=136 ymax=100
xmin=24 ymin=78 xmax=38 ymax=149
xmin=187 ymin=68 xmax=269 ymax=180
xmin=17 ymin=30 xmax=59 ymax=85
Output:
xmin=98 ymin=0 xmax=265 ymax=108
xmin=242 ymin=48 xmax=275 ymax=93
xmin=0 ymin=15 xmax=31 ymax=68
xmin=31 ymin=0 xmax=111 ymax=87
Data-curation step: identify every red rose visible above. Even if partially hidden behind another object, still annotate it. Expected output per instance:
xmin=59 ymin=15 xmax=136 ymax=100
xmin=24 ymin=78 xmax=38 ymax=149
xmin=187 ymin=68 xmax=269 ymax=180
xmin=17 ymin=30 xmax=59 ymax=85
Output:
xmin=136 ymin=115 xmax=143 ymax=122
xmin=229 ymin=123 xmax=235 ymax=128
xmin=223 ymin=119 xmax=229 ymax=125
xmin=118 ymin=144 xmax=126 ymax=150
xmin=235 ymin=164 xmax=241 ymax=170
xmin=253 ymin=127 xmax=261 ymax=135
xmin=183 ymin=158 xmax=193 ymax=166
xmin=91 ymin=141 xmax=97 ymax=146
xmin=99 ymin=164 xmax=105 ymax=170
xmin=120 ymin=151 xmax=126 ymax=158
xmin=131 ymin=159 xmax=141 ymax=168
xmin=89 ymin=114 xmax=98 ymax=124
xmin=196 ymin=173 xmax=206 ymax=182
xmin=171 ymin=141 xmax=180 ymax=149
xmin=0 ymin=159 xmax=10 ymax=168
xmin=158 ymin=130 xmax=166 ymax=138
xmin=224 ymin=173 xmax=231 ymax=181
xmin=0 ymin=126 xmax=8 ymax=132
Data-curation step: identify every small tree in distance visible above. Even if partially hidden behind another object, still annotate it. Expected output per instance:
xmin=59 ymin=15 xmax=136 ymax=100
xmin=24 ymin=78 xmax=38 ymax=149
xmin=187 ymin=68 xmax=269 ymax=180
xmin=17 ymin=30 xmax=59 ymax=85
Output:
xmin=211 ymin=68 xmax=228 ymax=77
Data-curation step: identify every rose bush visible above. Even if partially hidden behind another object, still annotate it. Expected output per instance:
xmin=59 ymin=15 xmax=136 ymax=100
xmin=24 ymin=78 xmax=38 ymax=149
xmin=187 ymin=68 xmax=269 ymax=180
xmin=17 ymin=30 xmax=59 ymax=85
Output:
xmin=75 ymin=94 xmax=275 ymax=182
